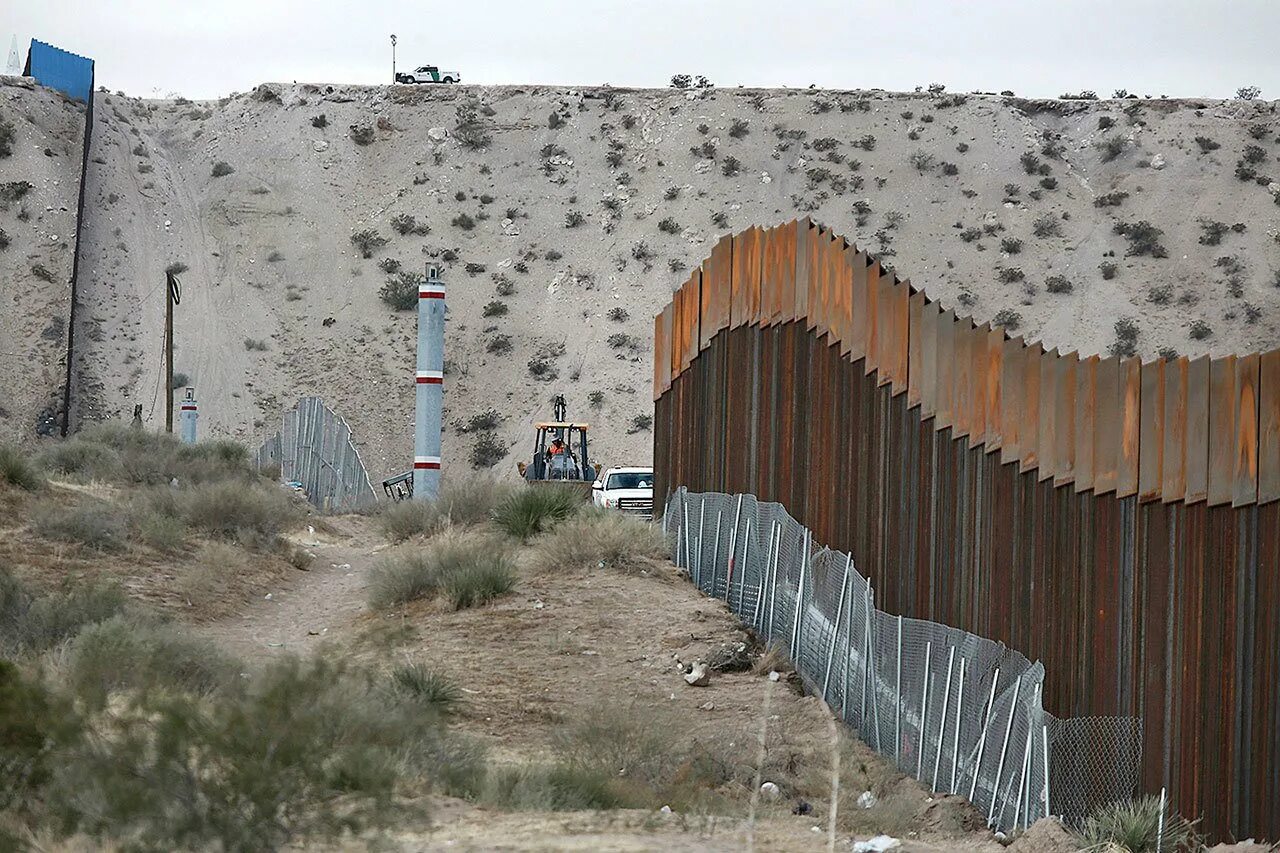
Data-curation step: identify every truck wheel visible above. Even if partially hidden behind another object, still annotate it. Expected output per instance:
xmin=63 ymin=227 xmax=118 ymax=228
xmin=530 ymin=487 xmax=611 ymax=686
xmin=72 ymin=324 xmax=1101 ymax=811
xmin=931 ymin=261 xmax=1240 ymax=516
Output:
xmin=442 ymin=77 xmax=454 ymax=84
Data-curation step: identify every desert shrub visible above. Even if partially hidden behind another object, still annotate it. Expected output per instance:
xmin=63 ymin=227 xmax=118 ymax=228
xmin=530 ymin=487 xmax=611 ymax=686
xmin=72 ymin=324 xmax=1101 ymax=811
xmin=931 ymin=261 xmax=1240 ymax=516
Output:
xmin=486 ymin=334 xmax=512 ymax=355
xmin=1189 ymin=319 xmax=1212 ymax=340
xmin=605 ymin=150 xmax=623 ymax=168
xmin=658 ymin=217 xmax=681 ymax=234
xmin=1249 ymin=123 xmax=1269 ymax=140
xmin=527 ymin=355 xmax=557 ymax=380
xmin=0 ymin=180 xmax=32 ymax=206
xmin=179 ymin=480 xmax=298 ymax=546
xmin=607 ymin=332 xmax=640 ymax=351
xmin=564 ymin=209 xmax=585 ymax=228
xmin=1100 ymin=261 xmax=1119 ymax=280
xmin=1045 ymin=275 xmax=1073 ymax=294
xmin=243 ymin=337 xmax=268 ymax=351
xmin=350 ymin=229 xmax=388 ymax=258
xmin=391 ymin=213 xmax=430 ymax=236
xmin=1110 ymin=318 xmax=1139 ymax=357
xmin=32 ymin=502 xmax=129 ymax=551
xmin=1241 ymin=144 xmax=1267 ymax=165
xmin=1194 ymin=136 xmax=1219 ymax=153
xmin=379 ymin=500 xmax=439 ymax=542
xmin=1237 ymin=85 xmax=1262 ymax=100
xmin=1032 ymin=215 xmax=1062 ymax=238
xmin=588 ymin=390 xmax=605 ymax=408
xmin=531 ymin=508 xmax=666 ymax=573
xmin=628 ymin=413 xmax=653 ymax=434
xmin=1076 ymin=795 xmax=1196 ymax=853
xmin=1147 ymin=284 xmax=1173 ymax=305
xmin=492 ymin=487 xmax=580 ymax=541
xmin=368 ymin=529 xmax=514 ymax=610
xmin=908 ymin=149 xmax=935 ymax=172
xmin=940 ymin=161 xmax=959 ymax=176
xmin=1098 ymin=115 xmax=1115 ymax=130
xmin=0 ymin=119 xmax=13 ymax=157
xmin=1039 ymin=176 xmax=1057 ymax=190
xmin=451 ymin=213 xmax=476 ymax=231
xmin=482 ymin=300 xmax=508 ymax=318
xmin=992 ymin=309 xmax=1022 ymax=331
xmin=1000 ymin=237 xmax=1023 ymax=255
xmin=481 ymin=763 xmax=623 ymax=811
xmin=493 ymin=274 xmax=516 ymax=297
xmin=390 ymin=664 xmax=463 ymax=716
xmin=65 ymin=615 xmax=237 ymax=707
xmin=37 ymin=438 xmax=120 ymax=481
xmin=0 ymin=227 xmax=9 ymax=251
xmin=720 ymin=155 xmax=741 ymax=177
xmin=0 ymin=569 xmax=127 ymax=654
xmin=455 ymin=100 xmax=491 ymax=148
xmin=0 ymin=444 xmax=43 ymax=491
xmin=1019 ymin=152 xmax=1042 ymax=174
xmin=728 ymin=118 xmax=750 ymax=138
xmin=211 ymin=161 xmax=234 ymax=177
xmin=997 ymin=267 xmax=1025 ymax=284
xmin=310 ymin=114 xmax=327 ymax=128
xmin=607 ymin=306 xmax=629 ymax=322
xmin=379 ymin=271 xmax=419 ymax=310
xmin=1113 ymin=220 xmax=1167 ymax=257
xmin=469 ymin=432 xmax=507 ymax=469
xmin=1095 ymin=191 xmax=1129 ymax=207
xmin=959 ymin=227 xmax=981 ymax=243
xmin=1096 ymin=135 xmax=1126 ymax=162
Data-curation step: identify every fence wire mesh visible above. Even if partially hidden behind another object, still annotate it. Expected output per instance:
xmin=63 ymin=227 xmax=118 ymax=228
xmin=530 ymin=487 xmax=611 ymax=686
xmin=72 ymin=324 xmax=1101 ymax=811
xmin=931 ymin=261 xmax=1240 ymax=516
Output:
xmin=665 ymin=488 xmax=1142 ymax=833
xmin=254 ymin=396 xmax=377 ymax=513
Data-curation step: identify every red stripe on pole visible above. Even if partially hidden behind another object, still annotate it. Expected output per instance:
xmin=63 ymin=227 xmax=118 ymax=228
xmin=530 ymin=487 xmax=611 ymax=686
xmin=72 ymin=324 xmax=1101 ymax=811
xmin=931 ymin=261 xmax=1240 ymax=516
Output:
xmin=413 ymin=461 xmax=442 ymax=469
xmin=415 ymin=376 xmax=444 ymax=384
xmin=419 ymin=292 xmax=446 ymax=299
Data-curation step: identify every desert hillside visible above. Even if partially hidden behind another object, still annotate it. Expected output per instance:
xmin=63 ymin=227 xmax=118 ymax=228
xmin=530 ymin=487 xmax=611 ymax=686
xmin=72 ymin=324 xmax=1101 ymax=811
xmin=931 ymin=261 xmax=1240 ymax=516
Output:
xmin=0 ymin=75 xmax=84 ymax=444
xmin=14 ymin=81 xmax=1280 ymax=478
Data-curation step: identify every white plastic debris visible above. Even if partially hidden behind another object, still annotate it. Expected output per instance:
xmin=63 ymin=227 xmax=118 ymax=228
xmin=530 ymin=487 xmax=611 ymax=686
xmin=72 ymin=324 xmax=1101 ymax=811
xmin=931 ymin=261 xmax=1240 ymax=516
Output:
xmin=852 ymin=835 xmax=901 ymax=852
xmin=759 ymin=781 xmax=780 ymax=800
xmin=857 ymin=790 xmax=877 ymax=809
xmin=264 ymin=593 xmax=273 ymax=600
xmin=659 ymin=805 xmax=672 ymax=814
xmin=768 ymin=670 xmax=782 ymax=682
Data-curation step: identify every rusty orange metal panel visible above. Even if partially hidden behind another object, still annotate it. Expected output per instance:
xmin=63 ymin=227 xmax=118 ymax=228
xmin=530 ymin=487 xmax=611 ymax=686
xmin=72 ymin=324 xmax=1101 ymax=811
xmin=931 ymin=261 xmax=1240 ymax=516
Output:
xmin=802 ymin=220 xmax=823 ymax=333
xmin=889 ymin=278 xmax=910 ymax=395
xmin=1259 ymin=349 xmax=1280 ymax=504
xmin=700 ymin=234 xmax=732 ymax=350
xmin=1038 ymin=350 xmax=1058 ymax=483
xmin=848 ymin=249 xmax=869 ymax=361
xmin=1234 ymin=353 xmax=1261 ymax=507
xmin=831 ymin=237 xmax=854 ymax=357
xmin=729 ymin=226 xmax=759 ymax=329
xmin=934 ymin=308 xmax=955 ymax=430
xmin=793 ymin=218 xmax=813 ymax=324
xmin=1053 ymin=352 xmax=1078 ymax=487
xmin=953 ymin=319 xmax=973 ymax=440
xmin=653 ymin=305 xmax=672 ymax=400
xmin=1209 ymin=355 xmax=1238 ymax=507
xmin=1000 ymin=337 xmax=1024 ymax=466
xmin=967 ymin=323 xmax=990 ymax=447
xmin=1185 ymin=356 xmax=1210 ymax=504
xmin=680 ymin=272 xmax=702 ymax=374
xmin=1161 ymin=357 xmax=1188 ymax=503
xmin=1075 ymin=355 xmax=1097 ymax=493
xmin=907 ymin=291 xmax=924 ymax=408
xmin=1138 ymin=359 xmax=1165 ymax=502
xmin=776 ymin=222 xmax=798 ymax=325
xmin=874 ymin=265 xmax=895 ymax=384
xmin=864 ymin=259 xmax=881 ymax=377
xmin=1020 ymin=342 xmax=1043 ymax=473
xmin=917 ymin=297 xmax=939 ymax=420
xmin=1118 ymin=357 xmax=1141 ymax=497
xmin=1093 ymin=357 xmax=1120 ymax=495
xmin=984 ymin=326 xmax=1004 ymax=453
xmin=759 ymin=225 xmax=781 ymax=326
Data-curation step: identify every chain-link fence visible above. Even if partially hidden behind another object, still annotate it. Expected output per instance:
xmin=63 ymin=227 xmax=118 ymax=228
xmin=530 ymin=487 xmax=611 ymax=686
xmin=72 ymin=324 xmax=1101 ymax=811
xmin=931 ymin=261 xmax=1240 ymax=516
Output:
xmin=664 ymin=488 xmax=1142 ymax=832
xmin=255 ymin=397 xmax=377 ymax=513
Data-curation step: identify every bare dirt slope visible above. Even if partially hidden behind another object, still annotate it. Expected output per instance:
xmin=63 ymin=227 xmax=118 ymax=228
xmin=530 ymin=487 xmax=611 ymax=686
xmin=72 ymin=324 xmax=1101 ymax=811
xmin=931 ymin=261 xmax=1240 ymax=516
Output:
xmin=0 ymin=75 xmax=84 ymax=444
xmin=21 ymin=82 xmax=1280 ymax=477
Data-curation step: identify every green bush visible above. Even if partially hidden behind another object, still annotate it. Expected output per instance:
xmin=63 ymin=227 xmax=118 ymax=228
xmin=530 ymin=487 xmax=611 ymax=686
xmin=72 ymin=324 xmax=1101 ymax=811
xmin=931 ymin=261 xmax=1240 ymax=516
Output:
xmin=369 ymin=530 xmax=514 ymax=610
xmin=1077 ymin=795 xmax=1196 ymax=852
xmin=531 ymin=508 xmax=666 ymax=572
xmin=0 ymin=443 xmax=42 ymax=490
xmin=179 ymin=480 xmax=299 ymax=546
xmin=65 ymin=615 xmax=238 ymax=708
xmin=390 ymin=663 xmax=463 ymax=716
xmin=40 ymin=426 xmax=252 ymax=486
xmin=379 ymin=500 xmax=441 ymax=542
xmin=481 ymin=763 xmax=624 ymax=811
xmin=492 ymin=487 xmax=580 ymax=541
xmin=31 ymin=502 xmax=129 ymax=551
xmin=0 ymin=569 xmax=127 ymax=654
xmin=380 ymin=271 xmax=420 ymax=310
xmin=37 ymin=438 xmax=122 ymax=481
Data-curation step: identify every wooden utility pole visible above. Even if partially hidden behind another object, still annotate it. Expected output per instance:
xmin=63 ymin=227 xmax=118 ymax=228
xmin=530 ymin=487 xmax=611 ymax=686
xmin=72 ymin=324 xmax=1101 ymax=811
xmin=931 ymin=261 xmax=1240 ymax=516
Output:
xmin=164 ymin=271 xmax=181 ymax=433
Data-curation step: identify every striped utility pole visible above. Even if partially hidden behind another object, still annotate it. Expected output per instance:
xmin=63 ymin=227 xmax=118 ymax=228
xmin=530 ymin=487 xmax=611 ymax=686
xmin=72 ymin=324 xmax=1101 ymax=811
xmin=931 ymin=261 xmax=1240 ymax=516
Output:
xmin=413 ymin=265 xmax=444 ymax=500
xmin=178 ymin=387 xmax=198 ymax=444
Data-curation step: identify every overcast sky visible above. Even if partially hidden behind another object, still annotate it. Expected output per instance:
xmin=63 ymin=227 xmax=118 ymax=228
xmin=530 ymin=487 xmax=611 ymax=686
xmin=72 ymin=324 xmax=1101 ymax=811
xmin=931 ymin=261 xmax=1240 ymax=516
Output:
xmin=7 ymin=0 xmax=1279 ymax=101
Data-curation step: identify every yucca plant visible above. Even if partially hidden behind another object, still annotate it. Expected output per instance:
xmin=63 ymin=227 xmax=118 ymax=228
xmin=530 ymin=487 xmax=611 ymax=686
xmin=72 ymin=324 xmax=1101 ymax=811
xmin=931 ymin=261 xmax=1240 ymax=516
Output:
xmin=1077 ymin=795 xmax=1196 ymax=853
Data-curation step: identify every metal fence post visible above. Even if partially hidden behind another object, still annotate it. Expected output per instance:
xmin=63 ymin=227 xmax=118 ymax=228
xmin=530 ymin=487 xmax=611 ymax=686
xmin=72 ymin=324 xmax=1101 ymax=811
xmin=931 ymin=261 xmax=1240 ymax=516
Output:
xmin=790 ymin=529 xmax=809 ymax=657
xmin=933 ymin=646 xmax=955 ymax=792
xmin=752 ymin=520 xmax=773 ymax=630
xmin=987 ymin=674 xmax=1023 ymax=826
xmin=895 ymin=614 xmax=903 ymax=765
xmin=681 ymin=495 xmax=691 ymax=569
xmin=736 ymin=517 xmax=752 ymax=614
xmin=951 ymin=656 xmax=966 ymax=794
xmin=866 ymin=586 xmax=881 ymax=752
xmin=766 ymin=521 xmax=781 ymax=639
xmin=840 ymin=564 xmax=855 ymax=723
xmin=695 ymin=498 xmax=706 ymax=589
xmin=822 ymin=556 xmax=851 ymax=702
xmin=1041 ymin=722 xmax=1051 ymax=819
xmin=1156 ymin=787 xmax=1166 ymax=853
xmin=710 ymin=510 xmax=723 ymax=596
xmin=727 ymin=495 xmax=744 ymax=601
xmin=969 ymin=667 xmax=1001 ymax=802
xmin=917 ymin=642 xmax=932 ymax=779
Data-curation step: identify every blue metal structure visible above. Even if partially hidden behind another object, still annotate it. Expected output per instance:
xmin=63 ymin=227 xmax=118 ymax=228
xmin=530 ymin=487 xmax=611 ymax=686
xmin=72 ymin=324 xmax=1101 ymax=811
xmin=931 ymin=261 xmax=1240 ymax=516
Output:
xmin=23 ymin=39 xmax=94 ymax=103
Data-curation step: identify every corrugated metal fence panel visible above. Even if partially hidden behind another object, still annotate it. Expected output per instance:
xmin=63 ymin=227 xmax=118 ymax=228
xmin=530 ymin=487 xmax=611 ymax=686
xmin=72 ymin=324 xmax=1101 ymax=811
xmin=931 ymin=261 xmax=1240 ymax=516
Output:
xmin=1209 ymin=356 xmax=1237 ymax=507
xmin=1260 ymin=350 xmax=1280 ymax=504
xmin=730 ymin=226 xmax=760 ymax=328
xmin=1185 ymin=356 xmax=1210 ymax=504
xmin=653 ymin=304 xmax=672 ymax=401
xmin=25 ymin=39 xmax=94 ymax=102
xmin=256 ymin=397 xmax=376 ymax=512
xmin=700 ymin=235 xmax=732 ymax=349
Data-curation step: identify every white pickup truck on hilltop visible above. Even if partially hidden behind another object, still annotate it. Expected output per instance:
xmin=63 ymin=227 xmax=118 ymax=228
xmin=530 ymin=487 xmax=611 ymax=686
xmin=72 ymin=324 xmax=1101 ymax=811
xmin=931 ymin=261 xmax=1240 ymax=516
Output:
xmin=591 ymin=466 xmax=654 ymax=519
xmin=395 ymin=66 xmax=460 ymax=84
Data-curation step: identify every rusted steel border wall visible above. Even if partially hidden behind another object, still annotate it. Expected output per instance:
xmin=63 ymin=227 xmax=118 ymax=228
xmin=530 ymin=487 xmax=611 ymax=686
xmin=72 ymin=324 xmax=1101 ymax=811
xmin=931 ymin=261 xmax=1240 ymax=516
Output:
xmin=652 ymin=220 xmax=1280 ymax=841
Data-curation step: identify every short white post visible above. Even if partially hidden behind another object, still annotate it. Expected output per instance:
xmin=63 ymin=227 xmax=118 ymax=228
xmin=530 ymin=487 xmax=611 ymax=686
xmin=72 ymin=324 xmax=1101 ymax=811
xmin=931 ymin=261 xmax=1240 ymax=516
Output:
xmin=695 ymin=498 xmax=706 ymax=589
xmin=916 ymin=643 xmax=932 ymax=780
xmin=894 ymin=614 xmax=903 ymax=765
xmin=1041 ymin=722 xmax=1051 ymax=819
xmin=766 ymin=522 xmax=782 ymax=638
xmin=865 ymin=586 xmax=881 ymax=751
xmin=987 ymin=674 xmax=1023 ymax=827
xmin=726 ymin=495 xmax=743 ymax=601
xmin=681 ymin=497 xmax=691 ymax=569
xmin=969 ymin=667 xmax=1001 ymax=802
xmin=933 ymin=645 xmax=955 ymax=791
xmin=736 ymin=517 xmax=752 ymax=614
xmin=709 ymin=510 xmax=723 ymax=596
xmin=840 ymin=568 xmax=855 ymax=722
xmin=752 ymin=521 xmax=773 ymax=629
xmin=821 ymin=556 xmax=851 ymax=702
xmin=1012 ymin=720 xmax=1032 ymax=829
xmin=790 ymin=530 xmax=809 ymax=656
xmin=1156 ymin=787 xmax=1167 ymax=853
xmin=950 ymin=656 xmax=967 ymax=793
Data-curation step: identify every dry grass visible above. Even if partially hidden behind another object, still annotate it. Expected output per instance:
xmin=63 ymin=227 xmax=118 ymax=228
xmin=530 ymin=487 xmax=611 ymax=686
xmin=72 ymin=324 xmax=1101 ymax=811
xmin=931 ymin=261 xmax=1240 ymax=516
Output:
xmin=378 ymin=476 xmax=521 ymax=541
xmin=530 ymin=508 xmax=667 ymax=572
xmin=0 ymin=444 xmax=43 ymax=491
xmin=368 ymin=528 xmax=515 ymax=611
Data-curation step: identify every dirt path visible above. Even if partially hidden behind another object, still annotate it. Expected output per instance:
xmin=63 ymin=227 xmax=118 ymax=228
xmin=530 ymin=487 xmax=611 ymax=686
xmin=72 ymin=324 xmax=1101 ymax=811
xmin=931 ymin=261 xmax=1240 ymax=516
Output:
xmin=194 ymin=516 xmax=385 ymax=659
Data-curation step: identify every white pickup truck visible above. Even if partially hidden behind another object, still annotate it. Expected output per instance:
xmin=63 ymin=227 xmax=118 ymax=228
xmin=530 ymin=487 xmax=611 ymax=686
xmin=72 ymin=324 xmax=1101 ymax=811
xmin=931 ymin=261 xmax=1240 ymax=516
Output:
xmin=591 ymin=466 xmax=654 ymax=519
xmin=395 ymin=66 xmax=460 ymax=84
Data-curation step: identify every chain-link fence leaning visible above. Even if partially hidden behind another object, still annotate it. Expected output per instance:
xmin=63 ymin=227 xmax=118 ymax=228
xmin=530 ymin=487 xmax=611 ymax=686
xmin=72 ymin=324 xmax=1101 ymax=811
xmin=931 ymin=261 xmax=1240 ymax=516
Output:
xmin=663 ymin=487 xmax=1142 ymax=833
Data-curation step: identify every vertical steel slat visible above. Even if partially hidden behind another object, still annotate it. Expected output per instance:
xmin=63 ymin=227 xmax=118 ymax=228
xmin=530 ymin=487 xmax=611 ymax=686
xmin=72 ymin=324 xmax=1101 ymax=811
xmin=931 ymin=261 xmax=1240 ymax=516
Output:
xmin=1233 ymin=354 xmax=1261 ymax=507
xmin=1260 ymin=351 xmax=1280 ymax=504
xmin=1209 ymin=356 xmax=1238 ymax=507
xmin=1185 ymin=356 xmax=1211 ymax=504
xmin=1162 ymin=357 xmax=1188 ymax=503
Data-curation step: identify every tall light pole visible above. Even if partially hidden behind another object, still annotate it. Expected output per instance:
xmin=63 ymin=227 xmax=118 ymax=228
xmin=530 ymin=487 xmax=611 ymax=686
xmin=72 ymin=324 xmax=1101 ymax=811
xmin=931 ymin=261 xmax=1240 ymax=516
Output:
xmin=390 ymin=34 xmax=397 ymax=84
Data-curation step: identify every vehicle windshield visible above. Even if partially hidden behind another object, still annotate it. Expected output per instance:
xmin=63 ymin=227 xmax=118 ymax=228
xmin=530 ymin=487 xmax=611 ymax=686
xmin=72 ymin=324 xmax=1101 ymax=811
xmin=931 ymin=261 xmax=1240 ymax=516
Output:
xmin=607 ymin=472 xmax=652 ymax=490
